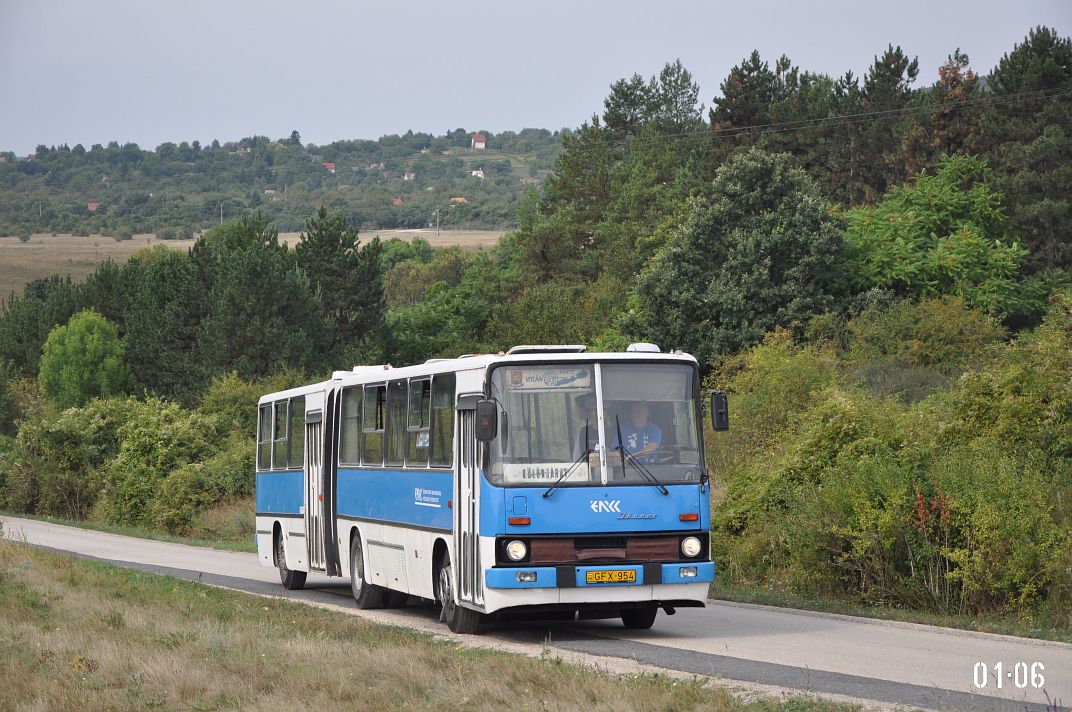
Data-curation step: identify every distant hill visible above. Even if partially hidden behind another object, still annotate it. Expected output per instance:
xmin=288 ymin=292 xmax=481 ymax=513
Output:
xmin=0 ymin=128 xmax=563 ymax=236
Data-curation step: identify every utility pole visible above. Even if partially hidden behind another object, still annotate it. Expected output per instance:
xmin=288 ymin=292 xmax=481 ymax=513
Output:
xmin=435 ymin=208 xmax=440 ymax=236
xmin=219 ymin=202 xmax=223 ymax=224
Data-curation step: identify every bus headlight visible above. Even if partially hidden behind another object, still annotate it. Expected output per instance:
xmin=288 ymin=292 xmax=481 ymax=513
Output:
xmin=680 ymin=536 xmax=702 ymax=558
xmin=506 ymin=540 xmax=528 ymax=562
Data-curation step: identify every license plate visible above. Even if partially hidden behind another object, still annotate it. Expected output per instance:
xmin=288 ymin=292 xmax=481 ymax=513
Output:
xmin=585 ymin=569 xmax=636 ymax=584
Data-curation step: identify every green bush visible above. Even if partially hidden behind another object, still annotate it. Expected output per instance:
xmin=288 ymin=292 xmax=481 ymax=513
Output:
xmin=846 ymin=297 xmax=1006 ymax=374
xmin=844 ymin=155 xmax=1053 ymax=324
xmin=197 ymin=368 xmax=308 ymax=437
xmin=152 ymin=432 xmax=253 ymax=534
xmin=705 ymin=331 xmax=839 ymax=477
xmin=101 ymin=399 xmax=217 ymax=527
xmin=711 ymin=294 xmax=1072 ymax=618
xmin=1 ymin=397 xmax=141 ymax=518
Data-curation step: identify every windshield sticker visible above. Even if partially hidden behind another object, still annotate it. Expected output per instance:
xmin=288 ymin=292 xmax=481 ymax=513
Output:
xmin=502 ymin=462 xmax=590 ymax=484
xmin=506 ymin=367 xmax=592 ymax=390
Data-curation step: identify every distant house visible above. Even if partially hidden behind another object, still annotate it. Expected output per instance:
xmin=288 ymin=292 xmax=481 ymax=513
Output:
xmin=471 ymin=134 xmax=487 ymax=150
xmin=86 ymin=201 xmax=100 ymax=212
xmin=367 ymin=162 xmax=385 ymax=170
xmin=450 ymin=196 xmax=468 ymax=203
xmin=391 ymin=197 xmax=403 ymax=206
xmin=470 ymin=169 xmax=485 ymax=179
xmin=264 ymin=189 xmax=276 ymax=195
xmin=403 ymin=171 xmax=416 ymax=181
xmin=322 ymin=162 xmax=337 ymax=174
xmin=0 ymin=155 xmax=6 ymax=163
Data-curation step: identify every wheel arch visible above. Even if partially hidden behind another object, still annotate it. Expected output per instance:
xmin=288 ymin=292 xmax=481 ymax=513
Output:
xmin=432 ymin=537 xmax=449 ymax=601
xmin=272 ymin=521 xmax=283 ymax=566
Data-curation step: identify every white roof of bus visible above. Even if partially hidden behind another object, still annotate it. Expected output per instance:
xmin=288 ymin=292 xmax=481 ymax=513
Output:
xmin=257 ymin=348 xmax=697 ymax=404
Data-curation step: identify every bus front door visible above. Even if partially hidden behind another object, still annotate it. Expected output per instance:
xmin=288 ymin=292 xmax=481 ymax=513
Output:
xmin=305 ymin=414 xmax=325 ymax=571
xmin=454 ymin=406 xmax=484 ymax=609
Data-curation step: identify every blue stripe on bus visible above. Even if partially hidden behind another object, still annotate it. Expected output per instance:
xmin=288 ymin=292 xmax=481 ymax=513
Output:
xmin=255 ymin=470 xmax=304 ymax=515
xmin=336 ymin=468 xmax=454 ymax=531
xmin=479 ymin=475 xmax=707 ymax=535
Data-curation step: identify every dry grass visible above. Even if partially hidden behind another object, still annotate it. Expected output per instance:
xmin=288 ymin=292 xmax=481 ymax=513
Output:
xmin=0 ymin=534 xmax=852 ymax=712
xmin=0 ymin=229 xmax=503 ymax=303
xmin=188 ymin=497 xmax=255 ymax=547
xmin=0 ymin=233 xmax=197 ymax=299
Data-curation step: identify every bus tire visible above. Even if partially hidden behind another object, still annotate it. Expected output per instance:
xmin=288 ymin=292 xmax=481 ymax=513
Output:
xmin=437 ymin=552 xmax=481 ymax=634
xmin=621 ymin=606 xmax=658 ymax=630
xmin=349 ymin=536 xmax=384 ymax=609
xmin=275 ymin=530 xmax=306 ymax=591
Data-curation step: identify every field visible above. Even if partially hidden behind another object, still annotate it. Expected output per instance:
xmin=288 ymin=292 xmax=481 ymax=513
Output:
xmin=277 ymin=227 xmax=504 ymax=251
xmin=0 ymin=229 xmax=503 ymax=301
xmin=0 ymin=533 xmax=850 ymax=712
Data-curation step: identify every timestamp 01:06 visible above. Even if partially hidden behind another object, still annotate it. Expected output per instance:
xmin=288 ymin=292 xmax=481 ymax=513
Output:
xmin=973 ymin=662 xmax=1045 ymax=689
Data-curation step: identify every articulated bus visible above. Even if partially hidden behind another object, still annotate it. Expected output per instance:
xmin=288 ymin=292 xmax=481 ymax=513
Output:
xmin=255 ymin=344 xmax=728 ymax=633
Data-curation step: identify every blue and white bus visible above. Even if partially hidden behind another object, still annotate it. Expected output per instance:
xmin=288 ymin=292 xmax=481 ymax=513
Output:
xmin=255 ymin=344 xmax=727 ymax=633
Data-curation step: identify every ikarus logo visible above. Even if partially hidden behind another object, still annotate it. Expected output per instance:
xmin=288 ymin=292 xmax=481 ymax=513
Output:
xmin=590 ymin=499 xmax=621 ymax=513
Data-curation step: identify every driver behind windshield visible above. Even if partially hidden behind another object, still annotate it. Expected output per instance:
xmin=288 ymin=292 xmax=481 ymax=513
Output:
xmin=612 ymin=402 xmax=661 ymax=463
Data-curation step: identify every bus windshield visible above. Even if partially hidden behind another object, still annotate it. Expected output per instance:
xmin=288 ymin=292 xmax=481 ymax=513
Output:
xmin=486 ymin=362 xmax=703 ymax=488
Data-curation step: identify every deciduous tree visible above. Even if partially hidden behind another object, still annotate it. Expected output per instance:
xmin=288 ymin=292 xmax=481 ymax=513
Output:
xmin=38 ymin=310 xmax=132 ymax=408
xmin=637 ymin=148 xmax=847 ymax=364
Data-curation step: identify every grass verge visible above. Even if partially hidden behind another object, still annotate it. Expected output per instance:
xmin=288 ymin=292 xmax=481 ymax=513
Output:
xmin=0 ymin=533 xmax=856 ymax=712
xmin=0 ymin=510 xmax=255 ymax=553
xmin=709 ymin=582 xmax=1072 ymax=645
xmin=8 ymin=510 xmax=1070 ymax=646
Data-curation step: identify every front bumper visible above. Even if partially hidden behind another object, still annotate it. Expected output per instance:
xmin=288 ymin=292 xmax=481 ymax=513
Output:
xmin=484 ymin=561 xmax=715 ymax=589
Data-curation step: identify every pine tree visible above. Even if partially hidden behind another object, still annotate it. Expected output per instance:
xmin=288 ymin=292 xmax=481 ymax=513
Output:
xmin=981 ymin=26 xmax=1072 ymax=273
xmin=295 ymin=207 xmax=386 ymax=361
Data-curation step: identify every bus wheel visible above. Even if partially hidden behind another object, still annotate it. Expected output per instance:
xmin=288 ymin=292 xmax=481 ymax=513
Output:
xmin=275 ymin=531 xmax=306 ymax=591
xmin=349 ymin=536 xmax=384 ymax=609
xmin=437 ymin=553 xmax=481 ymax=634
xmin=621 ymin=607 xmax=657 ymax=630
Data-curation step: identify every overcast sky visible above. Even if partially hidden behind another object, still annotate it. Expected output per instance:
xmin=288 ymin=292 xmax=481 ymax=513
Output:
xmin=1 ymin=0 xmax=1068 ymax=155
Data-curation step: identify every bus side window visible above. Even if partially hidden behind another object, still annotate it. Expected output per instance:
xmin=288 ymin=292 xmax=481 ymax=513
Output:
xmin=340 ymin=386 xmax=362 ymax=465
xmin=272 ymin=399 xmax=289 ymax=469
xmin=385 ymin=379 xmax=407 ymax=467
xmin=288 ymin=396 xmax=305 ymax=468
xmin=362 ymin=384 xmax=385 ymax=466
xmin=430 ymin=373 xmax=455 ymax=468
xmin=406 ymin=378 xmax=431 ymax=467
xmin=257 ymin=404 xmax=272 ymax=470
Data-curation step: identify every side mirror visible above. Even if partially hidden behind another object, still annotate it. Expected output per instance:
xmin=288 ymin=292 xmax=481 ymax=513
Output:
xmin=475 ymin=399 xmax=498 ymax=442
xmin=710 ymin=392 xmax=729 ymax=432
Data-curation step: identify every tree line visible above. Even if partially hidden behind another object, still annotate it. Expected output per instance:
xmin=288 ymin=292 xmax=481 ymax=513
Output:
xmin=0 ymin=128 xmax=562 ymax=237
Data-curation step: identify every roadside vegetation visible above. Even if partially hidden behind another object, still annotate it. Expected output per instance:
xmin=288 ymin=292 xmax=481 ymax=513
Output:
xmin=0 ymin=27 xmax=1069 ymax=637
xmin=0 ymin=531 xmax=855 ymax=712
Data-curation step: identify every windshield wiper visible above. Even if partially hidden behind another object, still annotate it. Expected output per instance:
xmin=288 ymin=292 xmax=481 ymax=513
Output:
xmin=615 ymin=415 xmax=669 ymax=495
xmin=543 ymin=419 xmax=593 ymax=498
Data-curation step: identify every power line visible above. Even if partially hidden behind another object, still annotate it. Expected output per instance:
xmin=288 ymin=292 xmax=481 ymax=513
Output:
xmin=528 ymin=84 xmax=1072 ymax=166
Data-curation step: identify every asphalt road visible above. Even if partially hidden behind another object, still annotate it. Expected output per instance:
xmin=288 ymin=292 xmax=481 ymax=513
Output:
xmin=4 ymin=515 xmax=1069 ymax=712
